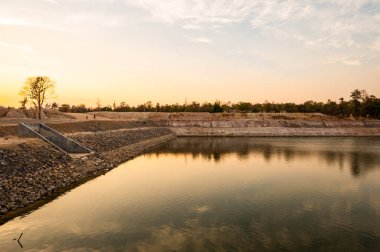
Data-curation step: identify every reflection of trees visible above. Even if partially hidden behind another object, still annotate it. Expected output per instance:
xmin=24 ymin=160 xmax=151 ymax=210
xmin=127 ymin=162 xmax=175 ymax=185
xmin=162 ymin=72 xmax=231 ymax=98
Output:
xmin=349 ymin=151 xmax=380 ymax=177
xmin=351 ymin=153 xmax=360 ymax=176
xmin=146 ymin=137 xmax=380 ymax=177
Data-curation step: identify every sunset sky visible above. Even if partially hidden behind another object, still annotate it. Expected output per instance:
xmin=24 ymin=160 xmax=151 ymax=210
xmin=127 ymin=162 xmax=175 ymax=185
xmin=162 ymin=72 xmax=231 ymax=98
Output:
xmin=1 ymin=0 xmax=380 ymax=108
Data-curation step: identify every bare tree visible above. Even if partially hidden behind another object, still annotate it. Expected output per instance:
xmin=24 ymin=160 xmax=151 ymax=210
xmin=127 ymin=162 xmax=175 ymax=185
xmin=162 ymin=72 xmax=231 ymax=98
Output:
xmin=95 ymin=98 xmax=101 ymax=111
xmin=19 ymin=76 xmax=55 ymax=119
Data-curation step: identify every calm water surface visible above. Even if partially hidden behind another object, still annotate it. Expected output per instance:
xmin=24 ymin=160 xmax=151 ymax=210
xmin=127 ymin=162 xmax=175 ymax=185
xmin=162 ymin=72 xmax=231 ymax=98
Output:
xmin=1 ymin=137 xmax=380 ymax=251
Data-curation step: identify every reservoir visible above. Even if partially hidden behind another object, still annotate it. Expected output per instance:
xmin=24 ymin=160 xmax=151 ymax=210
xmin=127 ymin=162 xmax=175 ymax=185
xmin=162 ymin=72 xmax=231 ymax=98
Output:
xmin=1 ymin=137 xmax=380 ymax=251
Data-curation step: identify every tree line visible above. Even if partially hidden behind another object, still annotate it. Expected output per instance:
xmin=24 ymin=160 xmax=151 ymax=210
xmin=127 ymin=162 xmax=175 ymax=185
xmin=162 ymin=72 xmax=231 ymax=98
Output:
xmin=17 ymin=76 xmax=379 ymax=119
xmin=56 ymin=89 xmax=380 ymax=118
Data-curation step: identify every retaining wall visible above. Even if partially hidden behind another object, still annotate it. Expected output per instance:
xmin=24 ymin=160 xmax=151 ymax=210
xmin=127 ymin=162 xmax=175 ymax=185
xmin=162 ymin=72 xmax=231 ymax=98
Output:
xmin=171 ymin=127 xmax=380 ymax=136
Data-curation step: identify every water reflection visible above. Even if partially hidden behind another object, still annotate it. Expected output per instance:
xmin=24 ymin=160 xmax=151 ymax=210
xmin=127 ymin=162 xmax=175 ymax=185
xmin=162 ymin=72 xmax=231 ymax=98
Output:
xmin=147 ymin=137 xmax=380 ymax=177
xmin=0 ymin=137 xmax=380 ymax=251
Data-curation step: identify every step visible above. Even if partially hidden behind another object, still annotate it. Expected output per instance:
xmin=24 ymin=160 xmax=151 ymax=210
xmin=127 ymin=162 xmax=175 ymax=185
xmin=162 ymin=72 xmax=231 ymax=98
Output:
xmin=18 ymin=123 xmax=93 ymax=156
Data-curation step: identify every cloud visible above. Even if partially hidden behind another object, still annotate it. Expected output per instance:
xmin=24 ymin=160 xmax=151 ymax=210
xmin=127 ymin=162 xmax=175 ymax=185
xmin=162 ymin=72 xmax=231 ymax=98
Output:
xmin=249 ymin=1 xmax=313 ymax=29
xmin=371 ymin=37 xmax=380 ymax=51
xmin=0 ymin=17 xmax=42 ymax=28
xmin=125 ymin=0 xmax=254 ymax=25
xmin=41 ymin=0 xmax=61 ymax=5
xmin=64 ymin=13 xmax=124 ymax=27
xmin=182 ymin=24 xmax=202 ymax=30
xmin=189 ymin=37 xmax=212 ymax=44
xmin=0 ymin=40 xmax=34 ymax=53
xmin=341 ymin=59 xmax=361 ymax=66
xmin=323 ymin=57 xmax=362 ymax=66
xmin=126 ymin=0 xmax=380 ymax=53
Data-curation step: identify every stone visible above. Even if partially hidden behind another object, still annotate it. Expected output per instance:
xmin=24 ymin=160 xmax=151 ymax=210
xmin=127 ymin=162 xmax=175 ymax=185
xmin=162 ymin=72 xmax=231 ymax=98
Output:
xmin=47 ymin=185 xmax=56 ymax=191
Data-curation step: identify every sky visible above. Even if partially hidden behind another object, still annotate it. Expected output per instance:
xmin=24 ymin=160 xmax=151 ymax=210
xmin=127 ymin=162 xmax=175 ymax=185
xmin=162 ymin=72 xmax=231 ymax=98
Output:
xmin=1 ymin=0 xmax=380 ymax=108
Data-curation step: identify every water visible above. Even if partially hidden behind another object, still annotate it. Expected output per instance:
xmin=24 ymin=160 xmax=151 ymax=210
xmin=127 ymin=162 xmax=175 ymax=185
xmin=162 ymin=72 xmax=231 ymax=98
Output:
xmin=1 ymin=137 xmax=380 ymax=251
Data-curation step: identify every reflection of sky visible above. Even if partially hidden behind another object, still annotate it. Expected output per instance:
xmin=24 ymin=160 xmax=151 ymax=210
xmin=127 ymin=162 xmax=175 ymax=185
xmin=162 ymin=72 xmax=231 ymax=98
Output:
xmin=0 ymin=138 xmax=380 ymax=251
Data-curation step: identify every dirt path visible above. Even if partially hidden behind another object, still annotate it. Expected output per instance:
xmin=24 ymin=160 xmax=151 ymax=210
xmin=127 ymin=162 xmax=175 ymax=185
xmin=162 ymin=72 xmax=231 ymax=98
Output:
xmin=0 ymin=137 xmax=34 ymax=147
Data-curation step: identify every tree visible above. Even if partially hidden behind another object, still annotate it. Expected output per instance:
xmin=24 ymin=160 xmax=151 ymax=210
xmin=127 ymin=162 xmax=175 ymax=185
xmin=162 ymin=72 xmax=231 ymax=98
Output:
xmin=51 ymin=102 xmax=58 ymax=111
xmin=19 ymin=76 xmax=55 ymax=119
xmin=211 ymin=101 xmax=224 ymax=113
xmin=58 ymin=104 xmax=70 ymax=112
xmin=95 ymin=99 xmax=101 ymax=111
xmin=19 ymin=97 xmax=28 ymax=109
xmin=350 ymin=89 xmax=369 ymax=117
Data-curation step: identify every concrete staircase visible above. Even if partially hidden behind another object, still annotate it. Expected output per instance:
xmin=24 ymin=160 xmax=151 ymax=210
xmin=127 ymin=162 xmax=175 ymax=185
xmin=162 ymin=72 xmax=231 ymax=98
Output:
xmin=18 ymin=123 xmax=93 ymax=156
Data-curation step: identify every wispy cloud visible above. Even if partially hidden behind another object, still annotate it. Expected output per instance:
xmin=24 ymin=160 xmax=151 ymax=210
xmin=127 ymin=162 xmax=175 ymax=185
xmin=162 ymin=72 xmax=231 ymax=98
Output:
xmin=323 ymin=57 xmax=362 ymax=66
xmin=125 ymin=0 xmax=253 ymax=25
xmin=189 ymin=37 xmax=212 ymax=44
xmin=371 ymin=37 xmax=380 ymax=51
xmin=341 ymin=59 xmax=361 ymax=66
xmin=0 ymin=40 xmax=34 ymax=53
xmin=64 ymin=13 xmax=124 ymax=27
xmin=126 ymin=0 xmax=380 ymax=53
xmin=0 ymin=17 xmax=41 ymax=28
xmin=41 ymin=0 xmax=61 ymax=5
xmin=182 ymin=24 xmax=202 ymax=30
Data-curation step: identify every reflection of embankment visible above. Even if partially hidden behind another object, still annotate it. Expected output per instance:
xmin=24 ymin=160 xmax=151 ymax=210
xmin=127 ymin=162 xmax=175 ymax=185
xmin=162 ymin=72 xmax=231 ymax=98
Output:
xmin=146 ymin=137 xmax=380 ymax=177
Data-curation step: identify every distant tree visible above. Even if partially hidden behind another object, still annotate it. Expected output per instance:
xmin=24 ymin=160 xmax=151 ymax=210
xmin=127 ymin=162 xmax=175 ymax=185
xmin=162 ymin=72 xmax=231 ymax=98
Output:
xmin=283 ymin=103 xmax=298 ymax=113
xmin=71 ymin=104 xmax=88 ymax=113
xmin=51 ymin=102 xmax=58 ymax=111
xmin=350 ymin=89 xmax=370 ymax=117
xmin=350 ymin=89 xmax=362 ymax=116
xmin=211 ymin=101 xmax=224 ymax=113
xmin=145 ymin=101 xmax=153 ymax=112
xmin=186 ymin=101 xmax=200 ymax=112
xmin=100 ymin=105 xmax=112 ymax=111
xmin=236 ymin=102 xmax=252 ymax=112
xmin=115 ymin=101 xmax=130 ymax=112
xmin=362 ymin=95 xmax=380 ymax=118
xmin=251 ymin=103 xmax=263 ymax=113
xmin=323 ymin=99 xmax=339 ymax=116
xmin=19 ymin=76 xmax=55 ymax=119
xmin=200 ymin=102 xmax=212 ymax=112
xmin=95 ymin=99 xmax=102 ymax=111
xmin=58 ymin=104 xmax=71 ymax=112
xmin=19 ymin=97 xmax=28 ymax=109
xmin=262 ymin=101 xmax=273 ymax=113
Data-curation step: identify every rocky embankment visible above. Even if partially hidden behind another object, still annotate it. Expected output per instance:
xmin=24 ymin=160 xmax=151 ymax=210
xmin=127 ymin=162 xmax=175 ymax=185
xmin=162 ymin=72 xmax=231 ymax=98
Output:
xmin=89 ymin=112 xmax=380 ymax=136
xmin=0 ymin=127 xmax=175 ymax=221
xmin=170 ymin=126 xmax=380 ymax=136
xmin=157 ymin=119 xmax=380 ymax=136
